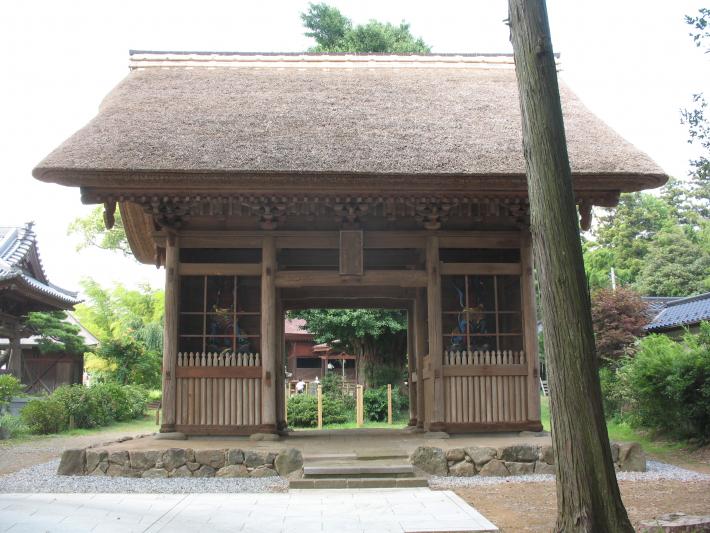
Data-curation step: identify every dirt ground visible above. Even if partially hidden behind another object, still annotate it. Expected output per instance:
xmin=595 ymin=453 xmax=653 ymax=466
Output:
xmin=455 ymin=480 xmax=710 ymax=532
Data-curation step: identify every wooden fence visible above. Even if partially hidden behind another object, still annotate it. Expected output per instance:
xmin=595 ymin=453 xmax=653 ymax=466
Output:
xmin=443 ymin=350 xmax=528 ymax=425
xmin=175 ymin=352 xmax=262 ymax=429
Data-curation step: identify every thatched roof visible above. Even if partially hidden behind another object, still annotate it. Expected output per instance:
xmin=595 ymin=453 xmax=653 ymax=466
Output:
xmin=33 ymin=53 xmax=666 ymax=192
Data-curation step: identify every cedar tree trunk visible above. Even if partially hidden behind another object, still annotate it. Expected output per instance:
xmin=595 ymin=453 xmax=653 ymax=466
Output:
xmin=507 ymin=2 xmax=633 ymax=531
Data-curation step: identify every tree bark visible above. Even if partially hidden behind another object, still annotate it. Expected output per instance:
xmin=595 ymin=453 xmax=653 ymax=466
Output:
xmin=508 ymin=2 xmax=633 ymax=531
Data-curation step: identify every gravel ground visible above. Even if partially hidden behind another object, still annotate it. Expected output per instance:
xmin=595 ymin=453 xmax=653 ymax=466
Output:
xmin=430 ymin=460 xmax=710 ymax=488
xmin=0 ymin=459 xmax=288 ymax=493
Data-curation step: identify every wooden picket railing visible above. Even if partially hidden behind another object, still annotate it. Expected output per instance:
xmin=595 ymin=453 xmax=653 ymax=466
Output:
xmin=175 ymin=351 xmax=262 ymax=428
xmin=443 ymin=350 xmax=528 ymax=425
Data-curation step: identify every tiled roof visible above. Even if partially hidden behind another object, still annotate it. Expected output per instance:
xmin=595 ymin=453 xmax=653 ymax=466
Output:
xmin=641 ymin=296 xmax=684 ymax=318
xmin=0 ymin=223 xmax=80 ymax=307
xmin=646 ymin=292 xmax=710 ymax=332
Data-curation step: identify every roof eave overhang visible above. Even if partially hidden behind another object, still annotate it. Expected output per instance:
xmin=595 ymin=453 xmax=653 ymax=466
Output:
xmin=0 ymin=278 xmax=80 ymax=311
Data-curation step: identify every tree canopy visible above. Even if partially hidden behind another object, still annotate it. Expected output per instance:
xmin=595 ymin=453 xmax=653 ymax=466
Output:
xmin=67 ymin=206 xmax=130 ymax=256
xmin=301 ymin=3 xmax=430 ymax=53
xmin=25 ymin=311 xmax=90 ymax=355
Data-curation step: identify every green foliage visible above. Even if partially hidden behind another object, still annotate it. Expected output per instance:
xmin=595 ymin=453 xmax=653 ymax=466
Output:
xmin=20 ymin=383 xmax=148 ymax=434
xmin=96 ymin=338 xmax=161 ymax=389
xmin=322 ymin=395 xmax=349 ymax=425
xmin=0 ymin=414 xmax=29 ymax=439
xmin=635 ymin=226 xmax=710 ymax=296
xmin=75 ymin=280 xmax=164 ymax=388
xmin=0 ymin=374 xmax=24 ymax=408
xmin=25 ymin=311 xmax=89 ymax=355
xmin=287 ymin=394 xmax=318 ymax=427
xmin=363 ymin=363 xmax=404 ymax=388
xmin=614 ymin=323 xmax=710 ymax=440
xmin=591 ymin=287 xmax=649 ymax=364
xmin=301 ymin=3 xmax=430 ymax=53
xmin=67 ymin=206 xmax=131 ymax=255
xmin=363 ymin=385 xmax=403 ymax=422
xmin=21 ymin=397 xmax=67 ymax=434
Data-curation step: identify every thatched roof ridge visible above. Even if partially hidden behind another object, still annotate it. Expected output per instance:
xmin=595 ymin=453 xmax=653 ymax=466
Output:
xmin=33 ymin=53 xmax=666 ymax=192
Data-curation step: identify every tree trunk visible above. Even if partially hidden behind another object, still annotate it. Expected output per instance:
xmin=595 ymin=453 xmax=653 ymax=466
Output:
xmin=507 ymin=2 xmax=633 ymax=531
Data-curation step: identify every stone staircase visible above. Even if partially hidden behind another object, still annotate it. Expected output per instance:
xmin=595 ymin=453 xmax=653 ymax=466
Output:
xmin=289 ymin=452 xmax=429 ymax=489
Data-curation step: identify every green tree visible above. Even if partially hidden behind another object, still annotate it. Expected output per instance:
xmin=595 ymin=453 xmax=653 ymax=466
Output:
xmin=301 ymin=3 xmax=430 ymax=53
xmin=67 ymin=206 xmax=130 ymax=255
xmin=25 ymin=311 xmax=89 ymax=356
xmin=290 ymin=309 xmax=407 ymax=384
xmin=591 ymin=288 xmax=649 ymax=365
xmin=95 ymin=338 xmax=161 ymax=389
xmin=635 ymin=226 xmax=710 ymax=296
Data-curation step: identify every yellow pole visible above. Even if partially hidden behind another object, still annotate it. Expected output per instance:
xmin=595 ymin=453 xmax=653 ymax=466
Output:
xmin=356 ymin=385 xmax=364 ymax=427
xmin=387 ymin=384 xmax=393 ymax=425
xmin=317 ymin=384 xmax=323 ymax=429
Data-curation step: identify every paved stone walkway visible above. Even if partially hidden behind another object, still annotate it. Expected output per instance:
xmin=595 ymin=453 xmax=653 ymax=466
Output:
xmin=0 ymin=489 xmax=497 ymax=532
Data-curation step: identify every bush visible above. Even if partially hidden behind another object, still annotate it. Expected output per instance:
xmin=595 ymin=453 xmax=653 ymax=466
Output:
xmin=52 ymin=384 xmax=101 ymax=428
xmin=364 ymin=385 xmax=404 ymax=422
xmin=123 ymin=385 xmax=149 ymax=419
xmin=591 ymin=287 xmax=649 ymax=365
xmin=0 ymin=414 xmax=29 ymax=439
xmin=287 ymin=394 xmax=317 ymax=427
xmin=619 ymin=322 xmax=710 ymax=440
xmin=322 ymin=395 xmax=349 ymax=425
xmin=21 ymin=397 xmax=66 ymax=434
xmin=0 ymin=374 xmax=24 ymax=410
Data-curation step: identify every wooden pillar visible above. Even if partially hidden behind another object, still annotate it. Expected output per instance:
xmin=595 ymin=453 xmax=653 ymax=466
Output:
xmin=275 ymin=293 xmax=287 ymax=432
xmin=521 ymin=229 xmax=542 ymax=427
xmin=406 ymin=305 xmax=417 ymax=426
xmin=160 ymin=234 xmax=179 ymax=433
xmin=414 ymin=288 xmax=427 ymax=429
xmin=260 ymin=235 xmax=277 ymax=433
xmin=7 ymin=331 xmax=22 ymax=380
xmin=426 ymin=235 xmax=445 ymax=430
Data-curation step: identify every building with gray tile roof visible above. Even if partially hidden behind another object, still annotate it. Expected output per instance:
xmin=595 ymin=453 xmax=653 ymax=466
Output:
xmin=646 ymin=292 xmax=710 ymax=335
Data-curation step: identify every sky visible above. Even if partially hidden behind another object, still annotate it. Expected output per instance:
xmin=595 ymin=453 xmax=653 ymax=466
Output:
xmin=1 ymin=0 xmax=708 ymax=295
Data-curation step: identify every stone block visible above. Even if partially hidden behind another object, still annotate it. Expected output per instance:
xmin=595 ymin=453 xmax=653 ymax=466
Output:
xmin=244 ymin=450 xmax=267 ymax=468
xmin=250 ymin=466 xmax=278 ymax=477
xmin=539 ymin=445 xmax=555 ymax=465
xmin=108 ymin=450 xmax=129 ymax=466
xmin=162 ymin=448 xmax=190 ymax=470
xmin=638 ymin=512 xmax=710 ymax=532
xmin=478 ymin=459 xmax=509 ymax=477
xmin=505 ymin=461 xmax=535 ymax=475
xmin=171 ymin=465 xmax=193 ymax=477
xmin=130 ymin=450 xmax=162 ymax=470
xmin=249 ymin=433 xmax=280 ymax=441
xmin=193 ymin=465 xmax=216 ymax=477
xmin=449 ymin=460 xmax=476 ymax=477
xmin=534 ymin=461 xmax=556 ymax=475
xmin=274 ymin=448 xmax=303 ymax=476
xmin=445 ymin=448 xmax=465 ymax=462
xmin=618 ymin=442 xmax=646 ymax=472
xmin=57 ymin=449 xmax=86 ymax=476
xmin=216 ymin=464 xmax=249 ymax=477
xmin=106 ymin=464 xmax=141 ymax=477
xmin=85 ymin=449 xmax=107 ymax=473
xmin=226 ymin=448 xmax=244 ymax=465
xmin=186 ymin=462 xmax=201 ymax=472
xmin=409 ymin=446 xmax=447 ymax=476
xmin=194 ymin=449 xmax=225 ymax=469
xmin=610 ymin=442 xmax=620 ymax=463
xmin=142 ymin=468 xmax=169 ymax=478
xmin=464 ymin=446 xmax=497 ymax=467
xmin=498 ymin=444 xmax=539 ymax=462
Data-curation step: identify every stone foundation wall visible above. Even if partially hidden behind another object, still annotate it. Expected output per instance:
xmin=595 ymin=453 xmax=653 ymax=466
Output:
xmin=58 ymin=447 xmax=304 ymax=479
xmin=410 ymin=442 xmax=646 ymax=477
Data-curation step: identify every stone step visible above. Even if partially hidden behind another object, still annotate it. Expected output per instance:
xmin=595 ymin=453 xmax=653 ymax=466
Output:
xmin=303 ymin=464 xmax=415 ymax=479
xmin=290 ymin=477 xmax=429 ymax=489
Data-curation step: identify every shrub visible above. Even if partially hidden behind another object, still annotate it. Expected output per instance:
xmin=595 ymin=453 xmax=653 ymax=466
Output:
xmin=364 ymin=385 xmax=403 ymax=422
xmin=591 ymin=287 xmax=649 ymax=365
xmin=0 ymin=414 xmax=29 ymax=439
xmin=287 ymin=394 xmax=318 ymax=427
xmin=52 ymin=384 xmax=101 ymax=428
xmin=123 ymin=385 xmax=149 ymax=419
xmin=0 ymin=374 xmax=24 ymax=410
xmin=620 ymin=322 xmax=710 ymax=440
xmin=21 ymin=397 xmax=66 ymax=434
xmin=322 ymin=395 xmax=349 ymax=425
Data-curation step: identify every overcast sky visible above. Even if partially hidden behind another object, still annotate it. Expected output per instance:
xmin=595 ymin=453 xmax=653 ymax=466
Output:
xmin=1 ymin=0 xmax=708 ymax=294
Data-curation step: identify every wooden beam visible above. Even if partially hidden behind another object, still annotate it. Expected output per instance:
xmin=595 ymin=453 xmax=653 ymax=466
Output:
xmin=275 ymin=293 xmax=286 ymax=431
xmin=160 ymin=233 xmax=179 ymax=433
xmin=175 ymin=367 xmax=262 ymax=379
xmin=439 ymin=233 xmax=521 ymax=249
xmin=339 ymin=230 xmax=364 ymax=276
xmin=406 ymin=305 xmax=417 ymax=426
xmin=178 ymin=263 xmax=261 ymax=276
xmin=282 ymin=298 xmax=412 ymax=310
xmin=281 ymin=286 xmax=414 ymax=300
xmin=275 ymin=270 xmax=426 ymax=288
xmin=414 ymin=288 xmax=427 ymax=429
xmin=521 ymin=229 xmax=542 ymax=423
xmin=260 ymin=235 xmax=277 ymax=432
xmin=441 ymin=263 xmax=522 ymax=275
xmin=442 ymin=364 xmax=528 ymax=377
xmin=426 ymin=235 xmax=445 ymax=429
